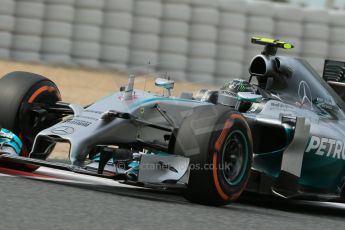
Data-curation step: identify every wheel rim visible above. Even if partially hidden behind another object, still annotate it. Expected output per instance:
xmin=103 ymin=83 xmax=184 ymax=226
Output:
xmin=221 ymin=130 xmax=248 ymax=186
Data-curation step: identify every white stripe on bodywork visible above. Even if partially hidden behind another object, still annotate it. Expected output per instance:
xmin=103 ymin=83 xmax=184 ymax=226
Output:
xmin=281 ymin=117 xmax=311 ymax=177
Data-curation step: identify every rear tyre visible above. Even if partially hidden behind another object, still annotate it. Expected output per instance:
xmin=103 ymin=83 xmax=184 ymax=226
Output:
xmin=0 ymin=71 xmax=61 ymax=171
xmin=175 ymin=105 xmax=253 ymax=206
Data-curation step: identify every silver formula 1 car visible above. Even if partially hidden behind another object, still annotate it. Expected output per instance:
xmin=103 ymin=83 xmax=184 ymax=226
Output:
xmin=1 ymin=37 xmax=345 ymax=206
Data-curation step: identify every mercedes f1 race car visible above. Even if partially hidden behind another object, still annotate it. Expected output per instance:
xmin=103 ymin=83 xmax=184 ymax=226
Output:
xmin=1 ymin=37 xmax=345 ymax=206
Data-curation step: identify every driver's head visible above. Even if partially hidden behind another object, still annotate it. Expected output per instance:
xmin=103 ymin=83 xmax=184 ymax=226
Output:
xmin=221 ymin=79 xmax=256 ymax=96
xmin=220 ymin=79 xmax=256 ymax=112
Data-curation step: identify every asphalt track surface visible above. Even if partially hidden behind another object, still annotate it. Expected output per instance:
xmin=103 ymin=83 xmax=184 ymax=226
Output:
xmin=0 ymin=167 xmax=344 ymax=230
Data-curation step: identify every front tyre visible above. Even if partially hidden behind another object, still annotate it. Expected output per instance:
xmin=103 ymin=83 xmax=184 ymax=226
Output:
xmin=176 ymin=106 xmax=253 ymax=206
xmin=0 ymin=71 xmax=61 ymax=171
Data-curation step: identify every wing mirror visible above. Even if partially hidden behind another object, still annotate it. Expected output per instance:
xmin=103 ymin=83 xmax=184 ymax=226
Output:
xmin=155 ymin=78 xmax=174 ymax=89
xmin=237 ymin=92 xmax=263 ymax=103
xmin=233 ymin=92 xmax=262 ymax=111
xmin=155 ymin=78 xmax=175 ymax=97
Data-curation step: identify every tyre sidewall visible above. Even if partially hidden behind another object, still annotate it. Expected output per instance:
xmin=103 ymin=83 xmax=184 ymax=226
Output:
xmin=178 ymin=105 xmax=253 ymax=205
xmin=209 ymin=112 xmax=253 ymax=202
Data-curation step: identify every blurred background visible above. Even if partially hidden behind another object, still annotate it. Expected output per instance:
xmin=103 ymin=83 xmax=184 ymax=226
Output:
xmin=0 ymin=0 xmax=345 ymax=87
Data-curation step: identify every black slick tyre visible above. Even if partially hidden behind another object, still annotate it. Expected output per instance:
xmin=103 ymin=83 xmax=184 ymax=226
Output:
xmin=175 ymin=105 xmax=253 ymax=206
xmin=0 ymin=71 xmax=61 ymax=171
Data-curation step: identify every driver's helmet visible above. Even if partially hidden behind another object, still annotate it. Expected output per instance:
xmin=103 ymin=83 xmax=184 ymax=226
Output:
xmin=218 ymin=79 xmax=256 ymax=111
xmin=221 ymin=79 xmax=256 ymax=96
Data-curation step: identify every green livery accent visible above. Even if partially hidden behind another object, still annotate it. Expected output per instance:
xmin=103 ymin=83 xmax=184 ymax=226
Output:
xmin=221 ymin=130 xmax=249 ymax=186
xmin=0 ymin=128 xmax=23 ymax=155
xmin=252 ymin=127 xmax=293 ymax=178
xmin=129 ymin=96 xmax=209 ymax=109
xmin=253 ymin=126 xmax=345 ymax=193
xmin=238 ymin=96 xmax=259 ymax=102
xmin=300 ymin=136 xmax=345 ymax=191
xmin=155 ymin=82 xmax=174 ymax=89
